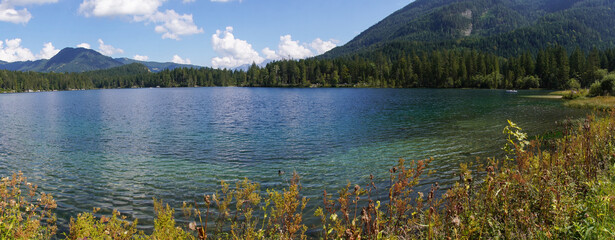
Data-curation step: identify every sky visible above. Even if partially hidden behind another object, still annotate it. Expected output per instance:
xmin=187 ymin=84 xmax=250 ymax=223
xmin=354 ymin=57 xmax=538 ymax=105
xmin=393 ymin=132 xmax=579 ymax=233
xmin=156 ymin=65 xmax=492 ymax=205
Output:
xmin=0 ymin=0 xmax=411 ymax=68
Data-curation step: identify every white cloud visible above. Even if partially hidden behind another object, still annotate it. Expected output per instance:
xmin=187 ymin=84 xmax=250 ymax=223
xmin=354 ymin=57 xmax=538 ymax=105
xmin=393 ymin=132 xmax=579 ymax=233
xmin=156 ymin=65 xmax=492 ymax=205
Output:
xmin=310 ymin=38 xmax=337 ymax=55
xmin=211 ymin=0 xmax=241 ymax=2
xmin=0 ymin=0 xmax=57 ymax=24
xmin=261 ymin=35 xmax=338 ymax=61
xmin=0 ymin=38 xmax=35 ymax=61
xmin=97 ymin=39 xmax=124 ymax=56
xmin=172 ymin=54 xmax=191 ymax=64
xmin=37 ymin=42 xmax=59 ymax=59
xmin=79 ymin=0 xmax=162 ymax=17
xmin=277 ymin=35 xmax=314 ymax=59
xmin=79 ymin=0 xmax=203 ymax=40
xmin=133 ymin=54 xmax=148 ymax=61
xmin=262 ymin=47 xmax=277 ymax=60
xmin=0 ymin=39 xmax=62 ymax=62
xmin=77 ymin=43 xmax=91 ymax=49
xmin=183 ymin=0 xmax=194 ymax=3
xmin=211 ymin=26 xmax=264 ymax=69
xmin=138 ymin=9 xmax=203 ymax=40
xmin=0 ymin=7 xmax=31 ymax=24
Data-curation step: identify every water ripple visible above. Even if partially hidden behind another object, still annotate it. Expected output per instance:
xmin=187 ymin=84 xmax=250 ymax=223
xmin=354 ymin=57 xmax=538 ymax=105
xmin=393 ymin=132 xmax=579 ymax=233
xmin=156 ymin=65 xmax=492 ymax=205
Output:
xmin=0 ymin=88 xmax=588 ymax=232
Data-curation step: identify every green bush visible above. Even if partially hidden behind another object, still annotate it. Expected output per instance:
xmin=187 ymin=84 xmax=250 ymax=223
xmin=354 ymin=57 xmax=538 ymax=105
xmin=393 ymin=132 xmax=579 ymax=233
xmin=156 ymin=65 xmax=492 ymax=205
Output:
xmin=589 ymin=74 xmax=615 ymax=96
xmin=602 ymin=74 xmax=615 ymax=95
xmin=517 ymin=75 xmax=541 ymax=89
xmin=590 ymin=81 xmax=603 ymax=97
xmin=562 ymin=89 xmax=588 ymax=100
xmin=567 ymin=78 xmax=581 ymax=90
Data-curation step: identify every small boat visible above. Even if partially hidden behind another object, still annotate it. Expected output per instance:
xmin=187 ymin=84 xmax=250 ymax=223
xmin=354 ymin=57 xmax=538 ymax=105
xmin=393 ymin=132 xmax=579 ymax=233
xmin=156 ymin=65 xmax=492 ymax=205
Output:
xmin=506 ymin=89 xmax=518 ymax=93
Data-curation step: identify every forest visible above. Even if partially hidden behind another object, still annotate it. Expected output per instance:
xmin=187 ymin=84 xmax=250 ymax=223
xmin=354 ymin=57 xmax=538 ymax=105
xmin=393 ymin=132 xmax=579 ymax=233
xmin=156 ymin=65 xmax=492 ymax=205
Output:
xmin=1 ymin=46 xmax=615 ymax=93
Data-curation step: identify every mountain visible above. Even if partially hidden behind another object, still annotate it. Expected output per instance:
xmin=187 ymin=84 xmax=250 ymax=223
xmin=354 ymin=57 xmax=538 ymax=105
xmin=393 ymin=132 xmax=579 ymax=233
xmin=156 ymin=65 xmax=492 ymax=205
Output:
xmin=0 ymin=48 xmax=123 ymax=73
xmin=115 ymin=58 xmax=201 ymax=72
xmin=0 ymin=48 xmax=203 ymax=73
xmin=42 ymin=48 xmax=124 ymax=72
xmin=323 ymin=0 xmax=615 ymax=58
xmin=0 ymin=60 xmax=48 ymax=72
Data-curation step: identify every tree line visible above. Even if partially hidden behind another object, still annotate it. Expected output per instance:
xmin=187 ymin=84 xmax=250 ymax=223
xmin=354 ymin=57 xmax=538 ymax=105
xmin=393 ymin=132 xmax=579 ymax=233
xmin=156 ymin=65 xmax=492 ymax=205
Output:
xmin=1 ymin=46 xmax=615 ymax=93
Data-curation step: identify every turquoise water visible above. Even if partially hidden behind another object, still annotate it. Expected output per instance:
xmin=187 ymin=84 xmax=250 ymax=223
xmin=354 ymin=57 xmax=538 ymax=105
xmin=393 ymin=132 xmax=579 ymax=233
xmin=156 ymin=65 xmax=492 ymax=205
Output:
xmin=0 ymin=88 xmax=588 ymax=231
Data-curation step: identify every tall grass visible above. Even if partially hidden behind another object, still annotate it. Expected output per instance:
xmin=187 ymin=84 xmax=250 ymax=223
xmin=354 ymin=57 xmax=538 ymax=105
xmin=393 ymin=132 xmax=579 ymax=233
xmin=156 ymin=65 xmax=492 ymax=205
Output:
xmin=1 ymin=112 xmax=615 ymax=239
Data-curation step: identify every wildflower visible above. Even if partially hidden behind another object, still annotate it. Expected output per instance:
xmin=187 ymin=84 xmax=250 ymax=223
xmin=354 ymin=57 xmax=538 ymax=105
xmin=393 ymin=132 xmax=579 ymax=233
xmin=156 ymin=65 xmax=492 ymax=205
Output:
xmin=451 ymin=216 xmax=460 ymax=227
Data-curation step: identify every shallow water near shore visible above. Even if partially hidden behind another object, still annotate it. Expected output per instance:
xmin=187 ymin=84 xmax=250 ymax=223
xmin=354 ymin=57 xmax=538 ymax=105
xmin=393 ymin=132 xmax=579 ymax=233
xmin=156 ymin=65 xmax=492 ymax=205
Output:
xmin=0 ymin=87 xmax=588 ymax=232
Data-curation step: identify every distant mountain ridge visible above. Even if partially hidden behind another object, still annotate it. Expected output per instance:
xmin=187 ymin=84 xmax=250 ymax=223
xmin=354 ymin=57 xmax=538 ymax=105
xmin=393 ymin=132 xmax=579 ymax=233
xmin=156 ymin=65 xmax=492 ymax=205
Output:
xmin=0 ymin=48 xmax=202 ymax=73
xmin=115 ymin=58 xmax=200 ymax=72
xmin=44 ymin=48 xmax=124 ymax=72
xmin=323 ymin=0 xmax=615 ymax=58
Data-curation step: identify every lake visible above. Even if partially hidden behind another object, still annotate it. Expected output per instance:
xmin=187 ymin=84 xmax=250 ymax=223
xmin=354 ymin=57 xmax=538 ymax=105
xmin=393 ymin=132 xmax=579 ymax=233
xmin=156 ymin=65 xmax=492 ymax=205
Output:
xmin=0 ymin=87 xmax=588 ymax=232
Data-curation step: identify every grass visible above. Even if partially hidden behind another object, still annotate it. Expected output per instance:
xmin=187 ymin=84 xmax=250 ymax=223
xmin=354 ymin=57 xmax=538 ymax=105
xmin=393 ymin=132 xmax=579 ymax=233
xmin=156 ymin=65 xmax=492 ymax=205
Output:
xmin=2 ymin=112 xmax=615 ymax=239
xmin=522 ymin=95 xmax=563 ymax=99
xmin=565 ymin=96 xmax=615 ymax=110
xmin=548 ymin=88 xmax=615 ymax=110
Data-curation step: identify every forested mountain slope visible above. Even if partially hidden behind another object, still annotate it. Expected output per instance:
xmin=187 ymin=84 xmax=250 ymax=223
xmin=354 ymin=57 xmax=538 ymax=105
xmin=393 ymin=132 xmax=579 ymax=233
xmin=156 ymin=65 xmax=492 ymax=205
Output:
xmin=323 ymin=0 xmax=615 ymax=58
xmin=0 ymin=48 xmax=123 ymax=73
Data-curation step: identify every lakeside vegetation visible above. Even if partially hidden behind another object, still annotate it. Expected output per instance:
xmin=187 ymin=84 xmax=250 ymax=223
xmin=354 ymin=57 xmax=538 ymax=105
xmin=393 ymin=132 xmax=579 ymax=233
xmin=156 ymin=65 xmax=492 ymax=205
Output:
xmin=548 ymin=72 xmax=615 ymax=109
xmin=566 ymin=97 xmax=615 ymax=110
xmin=1 ymin=46 xmax=615 ymax=92
xmin=2 ymin=111 xmax=615 ymax=239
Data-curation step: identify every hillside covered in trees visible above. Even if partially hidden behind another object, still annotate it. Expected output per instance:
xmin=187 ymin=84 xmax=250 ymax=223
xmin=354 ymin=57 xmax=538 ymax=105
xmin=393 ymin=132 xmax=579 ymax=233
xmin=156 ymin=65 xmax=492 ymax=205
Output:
xmin=1 ymin=46 xmax=614 ymax=92
xmin=323 ymin=0 xmax=615 ymax=58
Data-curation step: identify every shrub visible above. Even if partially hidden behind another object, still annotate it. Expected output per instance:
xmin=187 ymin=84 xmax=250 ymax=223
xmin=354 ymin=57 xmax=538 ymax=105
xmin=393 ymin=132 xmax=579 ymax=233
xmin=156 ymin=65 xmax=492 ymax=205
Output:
xmin=602 ymin=74 xmax=615 ymax=95
xmin=67 ymin=209 xmax=141 ymax=240
xmin=589 ymin=74 xmax=615 ymax=97
xmin=589 ymin=80 xmax=603 ymax=97
xmin=567 ymin=78 xmax=581 ymax=90
xmin=0 ymin=172 xmax=57 ymax=239
xmin=517 ymin=75 xmax=541 ymax=89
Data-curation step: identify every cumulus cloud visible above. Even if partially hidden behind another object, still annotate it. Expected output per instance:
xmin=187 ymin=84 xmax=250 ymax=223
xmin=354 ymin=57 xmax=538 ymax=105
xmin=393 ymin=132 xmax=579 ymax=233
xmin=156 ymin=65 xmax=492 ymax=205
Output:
xmin=262 ymin=47 xmax=277 ymax=60
xmin=97 ymin=39 xmax=124 ymax=56
xmin=79 ymin=0 xmax=203 ymax=40
xmin=0 ymin=0 xmax=57 ymax=24
xmin=183 ymin=0 xmax=195 ymax=3
xmin=207 ymin=27 xmax=337 ymax=68
xmin=0 ymin=38 xmax=35 ymax=61
xmin=211 ymin=0 xmax=241 ymax=2
xmin=172 ymin=54 xmax=191 ymax=64
xmin=37 ymin=42 xmax=59 ymax=59
xmin=137 ymin=10 xmax=203 ymax=40
xmin=261 ymin=35 xmax=338 ymax=60
xmin=79 ymin=0 xmax=162 ymax=17
xmin=0 ymin=39 xmax=62 ymax=62
xmin=133 ymin=54 xmax=148 ymax=61
xmin=211 ymin=26 xmax=264 ymax=69
xmin=310 ymin=38 xmax=337 ymax=55
xmin=77 ymin=43 xmax=91 ymax=49
xmin=276 ymin=35 xmax=313 ymax=59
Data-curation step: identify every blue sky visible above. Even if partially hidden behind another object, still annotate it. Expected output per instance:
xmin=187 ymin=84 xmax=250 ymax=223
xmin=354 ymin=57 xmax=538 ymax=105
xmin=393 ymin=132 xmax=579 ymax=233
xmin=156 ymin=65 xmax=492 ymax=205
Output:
xmin=0 ymin=0 xmax=410 ymax=68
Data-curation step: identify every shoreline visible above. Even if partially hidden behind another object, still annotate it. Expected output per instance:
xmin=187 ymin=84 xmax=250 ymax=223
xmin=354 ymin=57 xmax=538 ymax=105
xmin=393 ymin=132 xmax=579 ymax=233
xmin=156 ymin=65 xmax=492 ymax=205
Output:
xmin=0 ymin=86 xmax=554 ymax=95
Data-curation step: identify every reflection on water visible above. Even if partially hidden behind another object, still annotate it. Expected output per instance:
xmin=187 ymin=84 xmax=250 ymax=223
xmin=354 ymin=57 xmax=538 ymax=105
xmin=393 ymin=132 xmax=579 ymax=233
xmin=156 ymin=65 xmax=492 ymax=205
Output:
xmin=0 ymin=88 xmax=588 ymax=232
